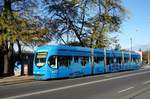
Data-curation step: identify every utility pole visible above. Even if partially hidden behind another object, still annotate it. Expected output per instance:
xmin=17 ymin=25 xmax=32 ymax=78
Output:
xmin=130 ymin=38 xmax=132 ymax=52
xmin=91 ymin=37 xmax=94 ymax=75
xmin=104 ymin=48 xmax=107 ymax=72
xmin=122 ymin=51 xmax=124 ymax=64
xmin=130 ymin=38 xmax=132 ymax=62
xmin=148 ymin=48 xmax=150 ymax=64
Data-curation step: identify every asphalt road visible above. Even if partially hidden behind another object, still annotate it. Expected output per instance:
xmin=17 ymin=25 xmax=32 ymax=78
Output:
xmin=1 ymin=67 xmax=150 ymax=99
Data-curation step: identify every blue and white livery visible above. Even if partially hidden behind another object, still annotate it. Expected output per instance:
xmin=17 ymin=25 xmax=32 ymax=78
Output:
xmin=33 ymin=45 xmax=142 ymax=80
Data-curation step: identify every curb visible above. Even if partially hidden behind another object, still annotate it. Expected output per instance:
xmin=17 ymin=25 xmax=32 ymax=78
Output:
xmin=0 ymin=77 xmax=35 ymax=86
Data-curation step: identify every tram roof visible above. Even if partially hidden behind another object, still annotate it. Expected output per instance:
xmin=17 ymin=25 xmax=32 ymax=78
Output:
xmin=36 ymin=45 xmax=140 ymax=57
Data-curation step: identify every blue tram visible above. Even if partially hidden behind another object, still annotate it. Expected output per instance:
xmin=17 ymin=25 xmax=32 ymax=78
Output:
xmin=33 ymin=45 xmax=141 ymax=80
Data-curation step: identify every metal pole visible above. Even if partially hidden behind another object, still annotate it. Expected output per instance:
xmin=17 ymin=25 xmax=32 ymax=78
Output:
xmin=104 ymin=48 xmax=107 ymax=72
xmin=148 ymin=49 xmax=149 ymax=64
xmin=130 ymin=38 xmax=132 ymax=52
xmin=130 ymin=38 xmax=132 ymax=62
xmin=91 ymin=37 xmax=94 ymax=74
xmin=122 ymin=51 xmax=124 ymax=64
xmin=91 ymin=47 xmax=94 ymax=74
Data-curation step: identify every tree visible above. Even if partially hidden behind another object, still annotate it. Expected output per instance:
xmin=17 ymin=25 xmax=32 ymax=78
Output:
xmin=41 ymin=0 xmax=126 ymax=48
xmin=0 ymin=0 xmax=127 ymax=76
xmin=0 ymin=0 xmax=48 ymax=76
xmin=143 ymin=50 xmax=150 ymax=64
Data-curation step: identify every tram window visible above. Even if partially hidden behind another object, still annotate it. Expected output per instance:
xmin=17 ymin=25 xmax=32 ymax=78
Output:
xmin=106 ymin=58 xmax=113 ymax=65
xmin=68 ymin=56 xmax=72 ymax=66
xmin=85 ymin=57 xmax=89 ymax=63
xmin=57 ymin=56 xmax=72 ymax=67
xmin=133 ymin=58 xmax=135 ymax=62
xmin=35 ymin=52 xmax=47 ymax=67
xmin=74 ymin=56 xmax=79 ymax=63
xmin=119 ymin=58 xmax=122 ymax=64
xmin=137 ymin=58 xmax=140 ymax=62
xmin=58 ymin=56 xmax=65 ymax=67
xmin=81 ymin=57 xmax=89 ymax=66
xmin=124 ymin=58 xmax=129 ymax=63
xmin=48 ymin=56 xmax=57 ymax=68
xmin=137 ymin=58 xmax=140 ymax=63
xmin=133 ymin=58 xmax=138 ymax=63
xmin=94 ymin=57 xmax=99 ymax=63
xmin=94 ymin=57 xmax=104 ymax=63
xmin=117 ymin=58 xmax=122 ymax=64
xmin=99 ymin=57 xmax=104 ymax=61
xmin=48 ymin=56 xmax=54 ymax=65
xmin=106 ymin=59 xmax=109 ymax=65
xmin=136 ymin=59 xmax=138 ymax=63
xmin=65 ymin=56 xmax=72 ymax=66
xmin=113 ymin=58 xmax=117 ymax=63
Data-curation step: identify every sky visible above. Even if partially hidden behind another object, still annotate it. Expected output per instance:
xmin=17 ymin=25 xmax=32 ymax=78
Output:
xmin=119 ymin=0 xmax=150 ymax=50
xmin=0 ymin=0 xmax=149 ymax=51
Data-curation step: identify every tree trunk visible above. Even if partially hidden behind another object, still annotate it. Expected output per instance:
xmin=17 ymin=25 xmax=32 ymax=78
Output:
xmin=0 ymin=47 xmax=4 ymax=76
xmin=3 ymin=40 xmax=9 ymax=76
xmin=3 ymin=54 xmax=9 ymax=75
xmin=8 ymin=42 xmax=15 ymax=76
xmin=4 ymin=0 xmax=12 ymax=12
xmin=16 ymin=39 xmax=22 ymax=61
xmin=16 ymin=39 xmax=23 ymax=75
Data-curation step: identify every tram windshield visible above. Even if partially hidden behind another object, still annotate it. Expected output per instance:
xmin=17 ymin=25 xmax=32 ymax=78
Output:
xmin=35 ymin=52 xmax=47 ymax=67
